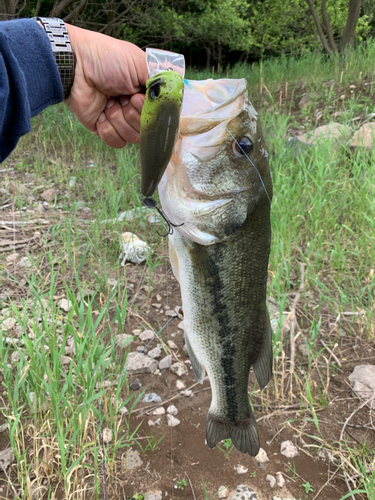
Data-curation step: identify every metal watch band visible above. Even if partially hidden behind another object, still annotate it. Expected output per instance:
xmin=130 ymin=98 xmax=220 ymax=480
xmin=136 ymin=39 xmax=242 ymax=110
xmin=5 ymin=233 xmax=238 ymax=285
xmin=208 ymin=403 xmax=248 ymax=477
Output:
xmin=35 ymin=17 xmax=75 ymax=99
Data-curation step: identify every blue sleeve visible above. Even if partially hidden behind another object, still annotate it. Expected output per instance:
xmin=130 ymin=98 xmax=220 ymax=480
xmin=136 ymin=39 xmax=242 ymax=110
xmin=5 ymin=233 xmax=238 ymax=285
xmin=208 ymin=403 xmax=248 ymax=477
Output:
xmin=0 ymin=19 xmax=64 ymax=162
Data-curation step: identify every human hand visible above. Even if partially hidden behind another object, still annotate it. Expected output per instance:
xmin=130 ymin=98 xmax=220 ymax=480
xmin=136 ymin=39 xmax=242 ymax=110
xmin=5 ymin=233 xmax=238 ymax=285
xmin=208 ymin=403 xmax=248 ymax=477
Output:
xmin=64 ymin=24 xmax=148 ymax=148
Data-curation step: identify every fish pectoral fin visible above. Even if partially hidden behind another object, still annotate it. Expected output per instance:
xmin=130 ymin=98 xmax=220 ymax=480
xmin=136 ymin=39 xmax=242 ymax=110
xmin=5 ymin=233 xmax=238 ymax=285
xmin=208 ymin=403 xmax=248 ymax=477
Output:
xmin=184 ymin=333 xmax=206 ymax=384
xmin=252 ymin=308 xmax=273 ymax=390
xmin=206 ymin=412 xmax=260 ymax=457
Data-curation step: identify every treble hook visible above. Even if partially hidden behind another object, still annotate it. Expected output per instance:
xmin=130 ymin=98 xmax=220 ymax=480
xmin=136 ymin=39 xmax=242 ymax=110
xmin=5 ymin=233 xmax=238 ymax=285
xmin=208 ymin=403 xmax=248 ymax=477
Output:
xmin=143 ymin=197 xmax=184 ymax=237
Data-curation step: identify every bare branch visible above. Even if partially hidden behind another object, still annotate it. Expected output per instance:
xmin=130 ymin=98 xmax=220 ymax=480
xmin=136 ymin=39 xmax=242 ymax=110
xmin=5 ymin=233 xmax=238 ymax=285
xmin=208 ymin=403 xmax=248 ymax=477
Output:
xmin=321 ymin=0 xmax=337 ymax=52
xmin=305 ymin=0 xmax=333 ymax=54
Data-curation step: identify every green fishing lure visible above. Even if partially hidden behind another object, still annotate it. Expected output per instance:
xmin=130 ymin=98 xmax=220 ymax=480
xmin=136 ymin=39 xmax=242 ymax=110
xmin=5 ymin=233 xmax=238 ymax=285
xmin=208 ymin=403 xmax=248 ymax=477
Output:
xmin=140 ymin=71 xmax=184 ymax=198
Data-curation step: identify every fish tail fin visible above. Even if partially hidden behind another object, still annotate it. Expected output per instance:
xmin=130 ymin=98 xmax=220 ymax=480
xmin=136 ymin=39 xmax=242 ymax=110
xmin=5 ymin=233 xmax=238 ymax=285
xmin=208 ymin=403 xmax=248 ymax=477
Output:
xmin=253 ymin=308 xmax=273 ymax=390
xmin=206 ymin=411 xmax=260 ymax=457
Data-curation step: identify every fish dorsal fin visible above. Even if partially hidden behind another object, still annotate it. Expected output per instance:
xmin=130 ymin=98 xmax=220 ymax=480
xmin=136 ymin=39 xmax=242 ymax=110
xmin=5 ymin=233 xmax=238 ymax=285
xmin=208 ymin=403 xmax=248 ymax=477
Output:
xmin=184 ymin=333 xmax=206 ymax=384
xmin=252 ymin=308 xmax=273 ymax=390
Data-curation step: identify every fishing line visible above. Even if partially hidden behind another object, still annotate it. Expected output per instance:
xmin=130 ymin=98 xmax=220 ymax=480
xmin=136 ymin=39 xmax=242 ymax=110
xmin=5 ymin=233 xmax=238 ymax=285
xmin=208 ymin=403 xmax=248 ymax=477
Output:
xmin=184 ymin=79 xmax=271 ymax=204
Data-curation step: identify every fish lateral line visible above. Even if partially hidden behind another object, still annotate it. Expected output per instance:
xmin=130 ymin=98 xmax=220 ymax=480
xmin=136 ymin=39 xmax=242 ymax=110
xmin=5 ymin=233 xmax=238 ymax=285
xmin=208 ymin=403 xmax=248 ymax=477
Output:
xmin=183 ymin=79 xmax=271 ymax=204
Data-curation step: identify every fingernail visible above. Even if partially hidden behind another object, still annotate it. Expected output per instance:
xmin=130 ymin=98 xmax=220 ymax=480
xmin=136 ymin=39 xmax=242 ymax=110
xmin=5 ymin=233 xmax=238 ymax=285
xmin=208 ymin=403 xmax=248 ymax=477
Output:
xmin=106 ymin=98 xmax=116 ymax=109
xmin=120 ymin=97 xmax=130 ymax=107
xmin=98 ymin=112 xmax=106 ymax=123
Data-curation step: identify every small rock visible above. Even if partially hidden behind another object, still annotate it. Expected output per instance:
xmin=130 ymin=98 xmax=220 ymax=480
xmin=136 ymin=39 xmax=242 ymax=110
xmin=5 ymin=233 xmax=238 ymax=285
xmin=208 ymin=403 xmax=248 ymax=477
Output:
xmin=230 ymin=484 xmax=257 ymax=499
xmin=2 ymin=317 xmax=16 ymax=330
xmin=167 ymin=405 xmax=178 ymax=416
xmin=115 ymin=333 xmax=133 ymax=348
xmin=76 ymin=288 xmax=96 ymax=302
xmin=119 ymin=405 xmax=128 ymax=415
xmin=148 ymin=419 xmax=155 ymax=427
xmin=296 ymin=122 xmax=351 ymax=146
xmin=61 ymin=355 xmax=71 ymax=365
xmin=59 ymin=299 xmax=72 ymax=313
xmin=318 ymin=448 xmax=336 ymax=464
xmin=123 ymin=449 xmax=143 ymax=472
xmin=132 ymin=329 xmax=142 ymax=336
xmin=298 ymin=94 xmax=310 ymax=109
xmin=167 ymin=340 xmax=178 ymax=349
xmin=0 ymin=447 xmax=14 ymax=471
xmin=156 ymin=294 xmax=162 ymax=301
xmin=350 ymin=123 xmax=375 ymax=150
xmin=152 ymin=407 xmax=165 ymax=416
xmin=19 ymin=256 xmax=32 ymax=268
xmin=139 ymin=329 xmax=155 ymax=342
xmin=148 ymin=346 xmax=162 ymax=359
xmin=234 ymin=464 xmax=248 ymax=475
xmin=152 ymin=303 xmax=162 ymax=309
xmin=166 ymin=414 xmax=180 ymax=427
xmin=349 ymin=365 xmax=375 ymax=408
xmin=19 ymin=184 xmax=31 ymax=196
xmin=6 ymin=253 xmax=19 ymax=263
xmin=275 ymin=472 xmax=285 ymax=488
xmin=143 ymin=393 xmax=162 ymax=404
xmin=69 ymin=177 xmax=76 ymax=188
xmin=144 ymin=491 xmax=162 ymax=500
xmin=178 ymin=321 xmax=184 ymax=330
xmin=218 ymin=486 xmax=228 ymax=498
xmin=8 ymin=180 xmax=17 ymax=195
xmin=176 ymin=380 xmax=185 ymax=390
xmin=255 ymin=447 xmax=269 ymax=463
xmin=154 ymin=418 xmax=161 ymax=425
xmin=159 ymin=355 xmax=172 ymax=370
xmin=165 ymin=309 xmax=176 ymax=317
xmin=41 ymin=188 xmax=56 ymax=202
xmin=125 ymin=352 xmax=158 ymax=375
xmin=129 ymin=379 xmax=141 ymax=391
xmin=136 ymin=346 xmax=144 ymax=353
xmin=181 ymin=389 xmax=192 ymax=397
xmin=11 ymin=351 xmax=20 ymax=362
xmin=266 ymin=474 xmax=276 ymax=488
xmin=102 ymin=428 xmax=112 ymax=444
xmin=280 ymin=440 xmax=299 ymax=458
xmin=170 ymin=362 xmax=188 ymax=377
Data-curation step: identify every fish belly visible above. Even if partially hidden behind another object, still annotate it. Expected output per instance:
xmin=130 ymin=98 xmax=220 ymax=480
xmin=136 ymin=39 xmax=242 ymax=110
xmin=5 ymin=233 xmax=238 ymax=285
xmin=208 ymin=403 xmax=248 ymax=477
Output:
xmin=169 ymin=198 xmax=272 ymax=456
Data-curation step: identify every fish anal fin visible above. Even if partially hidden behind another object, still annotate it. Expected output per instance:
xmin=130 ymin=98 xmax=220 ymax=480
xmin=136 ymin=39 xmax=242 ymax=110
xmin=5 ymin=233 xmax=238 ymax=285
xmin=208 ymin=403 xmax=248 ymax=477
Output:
xmin=253 ymin=308 xmax=273 ymax=390
xmin=184 ymin=334 xmax=206 ymax=384
xmin=206 ymin=412 xmax=260 ymax=457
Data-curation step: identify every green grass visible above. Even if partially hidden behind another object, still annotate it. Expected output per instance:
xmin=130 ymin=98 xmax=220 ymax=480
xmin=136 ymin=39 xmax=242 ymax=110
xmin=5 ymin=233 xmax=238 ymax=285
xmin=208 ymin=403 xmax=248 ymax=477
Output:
xmin=1 ymin=42 xmax=375 ymax=498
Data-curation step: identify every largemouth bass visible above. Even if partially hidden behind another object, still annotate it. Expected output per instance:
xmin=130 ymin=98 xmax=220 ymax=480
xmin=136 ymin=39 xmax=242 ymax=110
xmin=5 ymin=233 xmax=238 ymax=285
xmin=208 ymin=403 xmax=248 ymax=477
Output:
xmin=158 ymin=78 xmax=273 ymax=456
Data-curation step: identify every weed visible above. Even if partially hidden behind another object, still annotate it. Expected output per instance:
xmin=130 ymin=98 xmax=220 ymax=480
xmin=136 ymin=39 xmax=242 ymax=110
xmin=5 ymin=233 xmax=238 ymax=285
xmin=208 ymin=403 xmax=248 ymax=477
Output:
xmin=216 ymin=438 xmax=234 ymax=459
xmin=175 ymin=478 xmax=188 ymax=490
xmin=301 ymin=482 xmax=314 ymax=494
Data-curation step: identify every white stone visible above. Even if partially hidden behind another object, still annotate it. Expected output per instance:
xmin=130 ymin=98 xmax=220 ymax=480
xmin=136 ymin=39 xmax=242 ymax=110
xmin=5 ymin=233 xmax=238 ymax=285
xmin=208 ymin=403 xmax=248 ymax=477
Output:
xmin=2 ymin=318 xmax=16 ymax=330
xmin=148 ymin=346 xmax=162 ymax=359
xmin=148 ymin=419 xmax=155 ymax=427
xmin=349 ymin=365 xmax=375 ymax=408
xmin=181 ymin=389 xmax=192 ymax=397
xmin=125 ymin=352 xmax=158 ymax=375
xmin=152 ymin=407 xmax=165 ymax=416
xmin=275 ymin=472 xmax=285 ymax=488
xmin=115 ymin=333 xmax=133 ymax=348
xmin=139 ymin=329 xmax=155 ymax=342
xmin=0 ymin=448 xmax=14 ymax=471
xmin=234 ymin=464 xmax=248 ymax=475
xmin=170 ymin=362 xmax=188 ymax=377
xmin=144 ymin=491 xmax=162 ymax=500
xmin=59 ymin=299 xmax=72 ymax=312
xmin=132 ymin=328 xmax=142 ymax=336
xmin=119 ymin=406 xmax=128 ymax=415
xmin=218 ymin=486 xmax=228 ymax=498
xmin=19 ymin=256 xmax=32 ymax=268
xmin=230 ymin=484 xmax=257 ymax=499
xmin=176 ymin=380 xmax=185 ymax=390
xmin=166 ymin=414 xmax=180 ymax=427
xmin=6 ymin=253 xmax=19 ymax=263
xmin=167 ymin=405 xmax=178 ymax=416
xmin=11 ymin=351 xmax=20 ymax=363
xmin=102 ymin=428 xmax=112 ymax=444
xmin=350 ymin=122 xmax=375 ymax=150
xmin=123 ymin=449 xmax=143 ymax=472
xmin=178 ymin=321 xmax=184 ymax=330
xmin=167 ymin=340 xmax=178 ymax=349
xmin=159 ymin=355 xmax=172 ymax=370
xmin=280 ymin=440 xmax=299 ymax=458
xmin=266 ymin=475 xmax=276 ymax=488
xmin=255 ymin=447 xmax=269 ymax=463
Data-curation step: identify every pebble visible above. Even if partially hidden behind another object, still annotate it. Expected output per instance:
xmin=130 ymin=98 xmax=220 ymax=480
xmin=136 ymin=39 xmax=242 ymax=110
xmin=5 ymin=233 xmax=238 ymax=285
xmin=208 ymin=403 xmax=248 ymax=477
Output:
xmin=165 ymin=309 xmax=176 ymax=317
xmin=318 ymin=448 xmax=336 ymax=464
xmin=255 ymin=447 xmax=269 ymax=463
xmin=178 ymin=321 xmax=184 ymax=330
xmin=129 ymin=379 xmax=141 ymax=391
xmin=115 ymin=333 xmax=133 ymax=348
xmin=41 ymin=188 xmax=56 ymax=202
xmin=148 ymin=346 xmax=162 ymax=359
xmin=19 ymin=256 xmax=32 ymax=268
xmin=181 ymin=389 xmax=192 ymax=397
xmin=125 ymin=352 xmax=158 ymax=375
xmin=136 ymin=346 xmax=144 ymax=353
xmin=102 ymin=428 xmax=112 ymax=444
xmin=166 ymin=414 xmax=180 ymax=427
xmin=143 ymin=393 xmax=162 ymax=404
xmin=144 ymin=491 xmax=162 ymax=500
xmin=218 ymin=486 xmax=228 ymax=498
xmin=35 ymin=203 xmax=45 ymax=214
xmin=2 ymin=318 xmax=16 ymax=330
xmin=176 ymin=380 xmax=185 ymax=390
xmin=234 ymin=464 xmax=248 ymax=475
xmin=6 ymin=253 xmax=19 ymax=263
xmin=11 ymin=351 xmax=20 ymax=363
xmin=230 ymin=485 xmax=257 ymax=499
xmin=139 ymin=329 xmax=156 ymax=342
xmin=280 ymin=440 xmax=299 ymax=458
xmin=273 ymin=497 xmax=297 ymax=500
xmin=167 ymin=405 xmax=178 ymax=415
xmin=266 ymin=474 xmax=276 ymax=488
xmin=123 ymin=449 xmax=143 ymax=472
xmin=0 ymin=447 xmax=14 ymax=472
xmin=349 ymin=365 xmax=375 ymax=408
xmin=148 ymin=419 xmax=155 ymax=427
xmin=159 ymin=355 xmax=172 ymax=370
xmin=275 ymin=472 xmax=285 ymax=488
xmin=152 ymin=407 xmax=165 ymax=416
xmin=59 ymin=299 xmax=73 ymax=313
xmin=119 ymin=406 xmax=128 ymax=415
xmin=170 ymin=361 xmax=188 ymax=377
xmin=167 ymin=340 xmax=178 ymax=349
xmin=132 ymin=329 xmax=142 ymax=336
xmin=152 ymin=303 xmax=162 ymax=309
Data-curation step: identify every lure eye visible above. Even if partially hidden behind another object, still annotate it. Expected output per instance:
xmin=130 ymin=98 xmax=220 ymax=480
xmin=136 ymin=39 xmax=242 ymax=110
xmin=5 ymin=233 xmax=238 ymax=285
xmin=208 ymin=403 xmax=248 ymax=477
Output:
xmin=233 ymin=137 xmax=252 ymax=157
xmin=149 ymin=82 xmax=161 ymax=99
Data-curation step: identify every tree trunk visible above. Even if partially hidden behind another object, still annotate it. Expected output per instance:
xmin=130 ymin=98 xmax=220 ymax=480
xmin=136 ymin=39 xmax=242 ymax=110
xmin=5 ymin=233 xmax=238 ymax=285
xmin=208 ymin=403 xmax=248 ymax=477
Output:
xmin=341 ymin=0 xmax=362 ymax=50
xmin=205 ymin=46 xmax=211 ymax=69
xmin=321 ymin=0 xmax=337 ymax=52
xmin=305 ymin=0 xmax=333 ymax=54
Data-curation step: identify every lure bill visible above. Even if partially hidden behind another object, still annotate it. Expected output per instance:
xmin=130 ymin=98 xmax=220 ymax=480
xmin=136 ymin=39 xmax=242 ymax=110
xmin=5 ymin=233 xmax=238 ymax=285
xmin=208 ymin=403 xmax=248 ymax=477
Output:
xmin=158 ymin=78 xmax=273 ymax=456
xmin=140 ymin=70 xmax=184 ymax=198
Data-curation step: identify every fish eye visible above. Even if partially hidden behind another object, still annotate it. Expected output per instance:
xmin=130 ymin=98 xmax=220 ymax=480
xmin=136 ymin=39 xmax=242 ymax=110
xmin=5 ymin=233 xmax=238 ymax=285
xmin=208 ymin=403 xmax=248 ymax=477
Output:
xmin=233 ymin=137 xmax=252 ymax=157
xmin=149 ymin=82 xmax=161 ymax=99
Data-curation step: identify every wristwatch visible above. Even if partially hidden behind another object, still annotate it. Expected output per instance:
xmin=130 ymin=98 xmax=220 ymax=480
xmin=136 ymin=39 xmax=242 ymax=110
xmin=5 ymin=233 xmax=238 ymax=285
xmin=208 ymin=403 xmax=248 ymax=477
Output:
xmin=34 ymin=17 xmax=75 ymax=99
